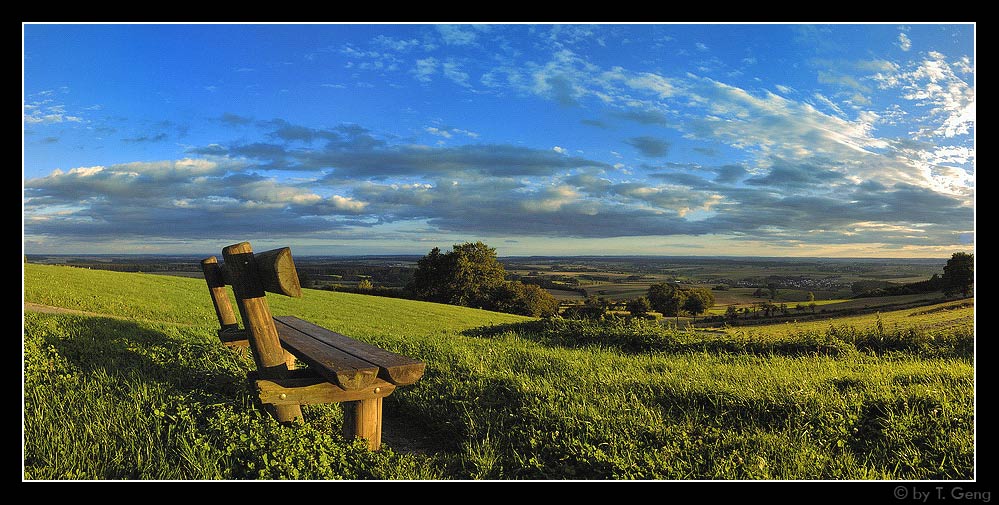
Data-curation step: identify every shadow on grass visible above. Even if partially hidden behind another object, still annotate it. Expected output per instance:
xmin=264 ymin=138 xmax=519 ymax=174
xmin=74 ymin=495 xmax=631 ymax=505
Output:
xmin=24 ymin=311 xmax=456 ymax=463
xmin=25 ymin=312 xmax=251 ymax=404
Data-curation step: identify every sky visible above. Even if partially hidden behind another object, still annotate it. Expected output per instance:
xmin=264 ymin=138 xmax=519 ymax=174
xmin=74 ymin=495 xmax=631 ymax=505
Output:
xmin=22 ymin=23 xmax=975 ymax=257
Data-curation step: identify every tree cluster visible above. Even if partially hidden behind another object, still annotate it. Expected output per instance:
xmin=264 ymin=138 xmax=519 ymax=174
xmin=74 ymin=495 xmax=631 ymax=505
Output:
xmin=942 ymin=252 xmax=974 ymax=297
xmin=853 ymin=252 xmax=973 ymax=299
xmin=645 ymin=283 xmax=715 ymax=320
xmin=406 ymin=242 xmax=560 ymax=317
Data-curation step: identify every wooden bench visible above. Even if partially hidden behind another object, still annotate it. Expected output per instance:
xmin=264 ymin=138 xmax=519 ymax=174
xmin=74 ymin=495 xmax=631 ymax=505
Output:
xmin=200 ymin=241 xmax=425 ymax=450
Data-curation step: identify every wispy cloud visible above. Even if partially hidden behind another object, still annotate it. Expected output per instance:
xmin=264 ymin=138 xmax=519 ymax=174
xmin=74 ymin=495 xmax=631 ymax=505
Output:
xmin=123 ymin=133 xmax=169 ymax=143
xmin=436 ymin=24 xmax=479 ymax=46
xmin=413 ymin=57 xmax=437 ymax=82
xmin=897 ymin=32 xmax=912 ymax=51
xmin=873 ymin=50 xmax=975 ymax=139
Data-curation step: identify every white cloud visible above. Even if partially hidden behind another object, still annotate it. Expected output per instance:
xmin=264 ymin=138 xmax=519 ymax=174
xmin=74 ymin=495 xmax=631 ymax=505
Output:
xmin=521 ymin=185 xmax=579 ymax=212
xmin=68 ymin=166 xmax=104 ymax=177
xmin=23 ymin=99 xmax=85 ymax=125
xmin=811 ymin=92 xmax=846 ymax=117
xmin=442 ymin=59 xmax=470 ymax=86
xmin=897 ymin=32 xmax=912 ymax=51
xmin=371 ymin=35 xmax=422 ymax=52
xmin=426 ymin=127 xmax=452 ymax=138
xmin=624 ymin=73 xmax=677 ymax=98
xmin=552 ymin=146 xmax=567 ymax=154
xmin=330 ymin=194 xmax=368 ymax=211
xmin=875 ymin=51 xmax=975 ymax=139
xmin=436 ymin=25 xmax=477 ymax=46
xmin=413 ymin=57 xmax=438 ymax=82
xmin=425 ymin=126 xmax=479 ymax=139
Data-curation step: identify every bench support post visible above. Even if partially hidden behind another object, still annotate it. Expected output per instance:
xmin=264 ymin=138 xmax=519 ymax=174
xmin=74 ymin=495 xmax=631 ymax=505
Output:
xmin=222 ymin=241 xmax=304 ymax=424
xmin=200 ymin=256 xmax=240 ymax=333
xmin=343 ymin=398 xmax=383 ymax=450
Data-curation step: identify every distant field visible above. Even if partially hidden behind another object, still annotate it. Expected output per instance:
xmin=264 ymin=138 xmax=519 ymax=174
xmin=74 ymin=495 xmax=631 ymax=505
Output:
xmin=720 ymin=299 xmax=974 ymax=338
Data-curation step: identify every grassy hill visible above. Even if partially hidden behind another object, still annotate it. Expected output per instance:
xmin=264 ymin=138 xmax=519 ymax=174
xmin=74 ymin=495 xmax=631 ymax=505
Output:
xmin=22 ymin=263 xmax=975 ymax=480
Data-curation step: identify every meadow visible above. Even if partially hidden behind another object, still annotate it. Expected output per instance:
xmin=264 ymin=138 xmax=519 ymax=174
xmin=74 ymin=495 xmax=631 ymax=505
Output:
xmin=22 ymin=263 xmax=974 ymax=480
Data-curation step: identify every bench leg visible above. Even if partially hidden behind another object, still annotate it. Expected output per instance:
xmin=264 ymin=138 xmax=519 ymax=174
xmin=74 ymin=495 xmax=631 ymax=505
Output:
xmin=272 ymin=404 xmax=304 ymax=424
xmin=343 ymin=398 xmax=382 ymax=450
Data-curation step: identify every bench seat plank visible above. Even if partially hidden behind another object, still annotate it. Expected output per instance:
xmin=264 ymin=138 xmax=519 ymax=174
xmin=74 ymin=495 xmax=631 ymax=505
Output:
xmin=274 ymin=321 xmax=379 ymax=390
xmin=274 ymin=316 xmax=426 ymax=386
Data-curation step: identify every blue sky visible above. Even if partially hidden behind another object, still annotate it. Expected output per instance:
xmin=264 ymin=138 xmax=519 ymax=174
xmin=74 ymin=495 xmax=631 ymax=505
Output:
xmin=23 ymin=23 xmax=975 ymax=257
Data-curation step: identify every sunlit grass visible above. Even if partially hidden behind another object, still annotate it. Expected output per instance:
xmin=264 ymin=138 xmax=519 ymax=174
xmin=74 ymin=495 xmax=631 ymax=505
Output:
xmin=23 ymin=264 xmax=974 ymax=480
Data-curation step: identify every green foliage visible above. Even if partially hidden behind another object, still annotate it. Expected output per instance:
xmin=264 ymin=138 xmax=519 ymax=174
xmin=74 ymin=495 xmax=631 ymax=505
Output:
xmin=490 ymin=281 xmax=560 ymax=318
xmin=647 ymin=283 xmax=684 ymax=317
xmin=357 ymin=278 xmax=373 ymax=291
xmin=942 ymin=252 xmax=974 ymax=297
xmin=626 ymin=297 xmax=651 ymax=316
xmin=406 ymin=242 xmax=560 ymax=317
xmin=647 ymin=283 xmax=713 ymax=318
xmin=22 ymin=264 xmax=975 ymax=481
xmin=407 ymin=242 xmax=516 ymax=311
xmin=684 ymin=287 xmax=714 ymax=318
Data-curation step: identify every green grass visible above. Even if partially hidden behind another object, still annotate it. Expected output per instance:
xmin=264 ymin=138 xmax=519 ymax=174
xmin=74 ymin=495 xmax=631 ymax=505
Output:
xmin=22 ymin=263 xmax=975 ymax=480
xmin=724 ymin=299 xmax=974 ymax=338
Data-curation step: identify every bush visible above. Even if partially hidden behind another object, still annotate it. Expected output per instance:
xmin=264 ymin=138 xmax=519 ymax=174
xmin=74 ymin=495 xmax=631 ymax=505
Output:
xmin=625 ymin=297 xmax=651 ymax=316
xmin=489 ymin=282 xmax=560 ymax=318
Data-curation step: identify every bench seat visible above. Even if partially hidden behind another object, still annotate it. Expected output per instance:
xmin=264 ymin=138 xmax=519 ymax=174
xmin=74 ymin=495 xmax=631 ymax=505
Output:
xmin=273 ymin=316 xmax=426 ymax=390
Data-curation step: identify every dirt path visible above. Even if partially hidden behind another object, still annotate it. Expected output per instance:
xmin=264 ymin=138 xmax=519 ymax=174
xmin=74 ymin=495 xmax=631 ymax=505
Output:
xmin=24 ymin=302 xmax=105 ymax=317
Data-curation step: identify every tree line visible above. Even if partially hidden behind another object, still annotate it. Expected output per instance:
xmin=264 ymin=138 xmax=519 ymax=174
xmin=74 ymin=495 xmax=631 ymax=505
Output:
xmin=852 ymin=252 xmax=973 ymax=298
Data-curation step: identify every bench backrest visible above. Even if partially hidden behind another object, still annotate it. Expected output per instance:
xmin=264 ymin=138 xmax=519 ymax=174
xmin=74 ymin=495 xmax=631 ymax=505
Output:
xmin=200 ymin=242 xmax=301 ymax=375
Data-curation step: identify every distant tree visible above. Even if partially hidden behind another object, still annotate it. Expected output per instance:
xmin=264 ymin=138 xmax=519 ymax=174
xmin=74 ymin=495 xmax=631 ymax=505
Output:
xmin=586 ymin=295 xmax=610 ymax=308
xmin=647 ymin=283 xmax=686 ymax=321
xmin=406 ymin=242 xmax=507 ymax=308
xmin=807 ymin=291 xmax=815 ymax=302
xmin=407 ymin=247 xmax=450 ymax=303
xmin=626 ymin=297 xmax=652 ymax=316
xmin=725 ymin=305 xmax=739 ymax=320
xmin=683 ymin=293 xmax=707 ymax=321
xmin=753 ymin=287 xmax=765 ymax=298
xmin=927 ymin=273 xmax=943 ymax=290
xmin=357 ymin=278 xmax=373 ymax=291
xmin=686 ymin=287 xmax=715 ymax=318
xmin=767 ymin=284 xmax=778 ymax=300
xmin=942 ymin=252 xmax=974 ymax=297
xmin=647 ymin=283 xmax=673 ymax=314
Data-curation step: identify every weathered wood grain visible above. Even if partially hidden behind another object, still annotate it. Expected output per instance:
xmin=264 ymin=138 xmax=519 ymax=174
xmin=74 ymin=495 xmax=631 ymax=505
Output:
xmin=254 ymin=247 xmax=302 ymax=298
xmin=274 ymin=316 xmax=426 ymax=386
xmin=343 ymin=398 xmax=384 ymax=450
xmin=255 ymin=377 xmax=395 ymax=406
xmin=222 ymin=241 xmax=302 ymax=423
xmin=275 ymin=319 xmax=379 ymax=390
xmin=200 ymin=256 xmax=239 ymax=332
